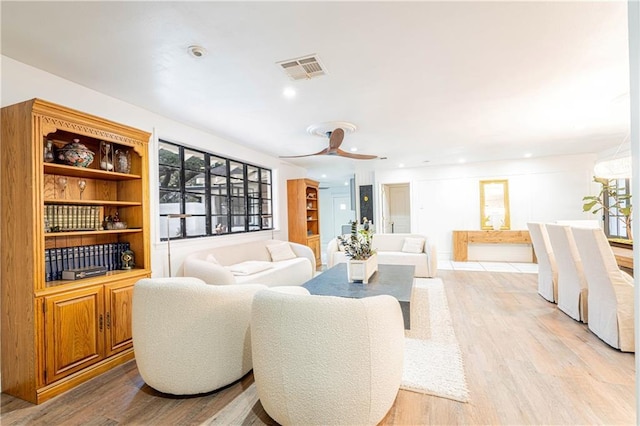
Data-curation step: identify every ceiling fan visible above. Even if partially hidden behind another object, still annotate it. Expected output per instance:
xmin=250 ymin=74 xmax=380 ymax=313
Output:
xmin=280 ymin=128 xmax=378 ymax=160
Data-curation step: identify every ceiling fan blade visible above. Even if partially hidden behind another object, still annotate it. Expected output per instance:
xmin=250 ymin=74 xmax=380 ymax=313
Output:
xmin=336 ymin=149 xmax=378 ymax=160
xmin=328 ymin=128 xmax=345 ymax=152
xmin=279 ymin=148 xmax=329 ymax=158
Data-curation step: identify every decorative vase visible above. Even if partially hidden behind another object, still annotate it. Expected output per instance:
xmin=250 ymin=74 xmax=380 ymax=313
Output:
xmin=114 ymin=149 xmax=131 ymax=173
xmin=57 ymin=139 xmax=95 ymax=167
xmin=347 ymin=253 xmax=378 ymax=284
xmin=43 ymin=139 xmax=55 ymax=163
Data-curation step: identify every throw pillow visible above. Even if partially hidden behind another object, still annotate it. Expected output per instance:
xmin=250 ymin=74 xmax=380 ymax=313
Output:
xmin=227 ymin=261 xmax=273 ymax=276
xmin=267 ymin=242 xmax=297 ymax=262
xmin=402 ymin=237 xmax=425 ymax=254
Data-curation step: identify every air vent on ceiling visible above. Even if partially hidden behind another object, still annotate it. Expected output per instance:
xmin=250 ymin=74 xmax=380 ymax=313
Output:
xmin=277 ymin=55 xmax=326 ymax=81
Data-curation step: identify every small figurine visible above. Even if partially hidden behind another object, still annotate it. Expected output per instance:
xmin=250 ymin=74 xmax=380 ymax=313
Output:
xmin=121 ymin=250 xmax=134 ymax=270
xmin=362 ymin=217 xmax=370 ymax=231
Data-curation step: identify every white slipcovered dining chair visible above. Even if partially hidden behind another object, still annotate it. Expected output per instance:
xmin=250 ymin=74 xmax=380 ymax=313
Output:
xmin=572 ymin=227 xmax=634 ymax=352
xmin=527 ymin=222 xmax=558 ymax=302
xmin=251 ymin=288 xmax=405 ymax=426
xmin=132 ymin=277 xmax=266 ymax=394
xmin=546 ymin=224 xmax=588 ymax=322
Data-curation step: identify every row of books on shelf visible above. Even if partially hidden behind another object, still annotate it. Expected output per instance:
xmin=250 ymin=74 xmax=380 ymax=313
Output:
xmin=44 ymin=242 xmax=130 ymax=282
xmin=45 ymin=204 xmax=102 ymax=232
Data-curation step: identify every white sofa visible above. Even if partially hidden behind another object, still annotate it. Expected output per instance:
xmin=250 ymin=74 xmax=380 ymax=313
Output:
xmin=327 ymin=233 xmax=437 ymax=278
xmin=251 ymin=287 xmax=404 ymax=425
xmin=183 ymin=239 xmax=315 ymax=286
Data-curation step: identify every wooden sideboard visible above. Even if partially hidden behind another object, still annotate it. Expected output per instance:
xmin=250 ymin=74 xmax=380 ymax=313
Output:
xmin=452 ymin=230 xmax=535 ymax=262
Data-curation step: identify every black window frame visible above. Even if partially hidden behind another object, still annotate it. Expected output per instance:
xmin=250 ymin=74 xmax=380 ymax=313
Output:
xmin=604 ymin=178 xmax=632 ymax=240
xmin=158 ymin=140 xmax=273 ymax=241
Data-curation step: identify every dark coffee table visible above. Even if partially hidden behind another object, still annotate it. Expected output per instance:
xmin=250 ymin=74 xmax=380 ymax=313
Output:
xmin=302 ymin=263 xmax=415 ymax=329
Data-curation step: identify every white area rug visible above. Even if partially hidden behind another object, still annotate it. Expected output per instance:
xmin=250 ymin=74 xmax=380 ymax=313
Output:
xmin=402 ymin=278 xmax=470 ymax=403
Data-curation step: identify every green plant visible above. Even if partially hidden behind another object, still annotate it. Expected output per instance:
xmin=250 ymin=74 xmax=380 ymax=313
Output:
xmin=582 ymin=176 xmax=632 ymax=239
xmin=337 ymin=221 xmax=376 ymax=260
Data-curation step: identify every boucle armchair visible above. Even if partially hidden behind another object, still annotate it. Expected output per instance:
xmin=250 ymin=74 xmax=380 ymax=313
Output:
xmin=132 ymin=277 xmax=266 ymax=394
xmin=251 ymin=288 xmax=405 ymax=425
xmin=572 ymin=227 xmax=634 ymax=352
xmin=527 ymin=222 xmax=558 ymax=302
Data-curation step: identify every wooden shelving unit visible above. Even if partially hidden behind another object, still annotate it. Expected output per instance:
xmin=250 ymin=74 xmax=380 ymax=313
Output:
xmin=287 ymin=178 xmax=321 ymax=268
xmin=1 ymin=98 xmax=151 ymax=404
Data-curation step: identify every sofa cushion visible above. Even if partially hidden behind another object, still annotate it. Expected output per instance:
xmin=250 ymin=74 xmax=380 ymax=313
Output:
xmin=235 ymin=257 xmax=313 ymax=286
xmin=401 ymin=237 xmax=425 ymax=254
xmin=372 ymin=234 xmax=407 ymax=252
xmin=206 ymin=253 xmax=220 ymax=264
xmin=267 ymin=242 xmax=297 ymax=262
xmin=227 ymin=261 xmax=273 ymax=276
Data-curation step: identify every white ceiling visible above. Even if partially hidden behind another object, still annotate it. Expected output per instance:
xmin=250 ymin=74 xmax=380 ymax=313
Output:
xmin=1 ymin=1 xmax=631 ymax=184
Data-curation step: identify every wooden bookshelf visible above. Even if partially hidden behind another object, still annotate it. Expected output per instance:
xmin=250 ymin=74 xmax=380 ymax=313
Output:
xmin=1 ymin=99 xmax=151 ymax=404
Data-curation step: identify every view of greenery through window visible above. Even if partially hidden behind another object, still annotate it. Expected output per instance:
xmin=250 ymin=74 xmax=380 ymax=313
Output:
xmin=158 ymin=140 xmax=273 ymax=240
xmin=604 ymin=178 xmax=632 ymax=240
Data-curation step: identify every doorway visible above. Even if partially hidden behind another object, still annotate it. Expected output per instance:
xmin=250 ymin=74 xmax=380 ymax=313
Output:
xmin=381 ymin=183 xmax=410 ymax=233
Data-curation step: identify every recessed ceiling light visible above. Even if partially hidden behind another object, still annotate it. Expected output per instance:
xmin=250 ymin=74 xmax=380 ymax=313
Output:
xmin=524 ymin=153 xmax=533 ymax=158
xmin=321 ymin=174 xmax=327 ymax=178
xmin=187 ymin=45 xmax=207 ymax=58
xmin=398 ymin=163 xmax=405 ymax=168
xmin=344 ymin=181 xmax=349 ymax=186
xmin=350 ymin=147 xmax=358 ymax=152
xmin=458 ymin=158 xmax=466 ymax=164
xmin=283 ymin=87 xmax=296 ymax=99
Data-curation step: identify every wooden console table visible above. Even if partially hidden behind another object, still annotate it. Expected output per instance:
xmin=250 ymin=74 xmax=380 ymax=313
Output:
xmin=610 ymin=244 xmax=633 ymax=274
xmin=453 ymin=230 xmax=535 ymax=262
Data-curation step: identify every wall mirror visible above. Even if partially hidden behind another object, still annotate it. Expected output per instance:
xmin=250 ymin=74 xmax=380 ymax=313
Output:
xmin=480 ymin=179 xmax=510 ymax=230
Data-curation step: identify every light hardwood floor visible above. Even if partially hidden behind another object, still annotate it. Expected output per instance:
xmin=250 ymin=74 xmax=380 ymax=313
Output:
xmin=1 ymin=269 xmax=635 ymax=425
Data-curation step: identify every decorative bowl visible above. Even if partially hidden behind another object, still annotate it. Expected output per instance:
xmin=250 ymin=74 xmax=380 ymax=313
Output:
xmin=58 ymin=140 xmax=95 ymax=167
xmin=105 ymin=221 xmax=127 ymax=230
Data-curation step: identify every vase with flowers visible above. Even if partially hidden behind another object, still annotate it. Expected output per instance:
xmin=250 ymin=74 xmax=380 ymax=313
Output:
xmin=338 ymin=221 xmax=378 ymax=283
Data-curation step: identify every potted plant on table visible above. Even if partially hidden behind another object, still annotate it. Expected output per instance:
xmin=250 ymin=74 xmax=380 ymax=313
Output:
xmin=338 ymin=221 xmax=377 ymax=283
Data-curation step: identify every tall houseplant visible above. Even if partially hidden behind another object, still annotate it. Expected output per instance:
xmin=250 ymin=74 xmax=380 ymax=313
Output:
xmin=582 ymin=176 xmax=632 ymax=240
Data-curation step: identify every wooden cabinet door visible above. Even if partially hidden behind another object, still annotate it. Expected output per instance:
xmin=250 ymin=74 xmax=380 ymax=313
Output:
xmin=44 ymin=286 xmax=104 ymax=384
xmin=104 ymin=280 xmax=135 ymax=357
xmin=307 ymin=235 xmax=321 ymax=268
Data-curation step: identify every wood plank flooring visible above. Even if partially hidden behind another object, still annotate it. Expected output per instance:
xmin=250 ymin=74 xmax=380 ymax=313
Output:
xmin=1 ymin=269 xmax=635 ymax=425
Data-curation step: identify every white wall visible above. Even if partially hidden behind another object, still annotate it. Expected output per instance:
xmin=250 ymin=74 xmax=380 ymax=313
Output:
xmin=1 ymin=55 xmax=308 ymax=277
xmin=373 ymin=154 xmax=598 ymax=261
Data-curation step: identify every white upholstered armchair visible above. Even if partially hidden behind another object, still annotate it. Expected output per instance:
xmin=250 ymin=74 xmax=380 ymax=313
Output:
xmin=251 ymin=288 xmax=405 ymax=425
xmin=132 ymin=277 xmax=266 ymax=394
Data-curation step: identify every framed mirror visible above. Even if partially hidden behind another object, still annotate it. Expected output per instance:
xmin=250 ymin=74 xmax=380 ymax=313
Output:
xmin=480 ymin=179 xmax=510 ymax=230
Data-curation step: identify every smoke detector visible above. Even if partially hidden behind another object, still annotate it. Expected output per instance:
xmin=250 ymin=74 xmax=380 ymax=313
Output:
xmin=187 ymin=45 xmax=207 ymax=58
